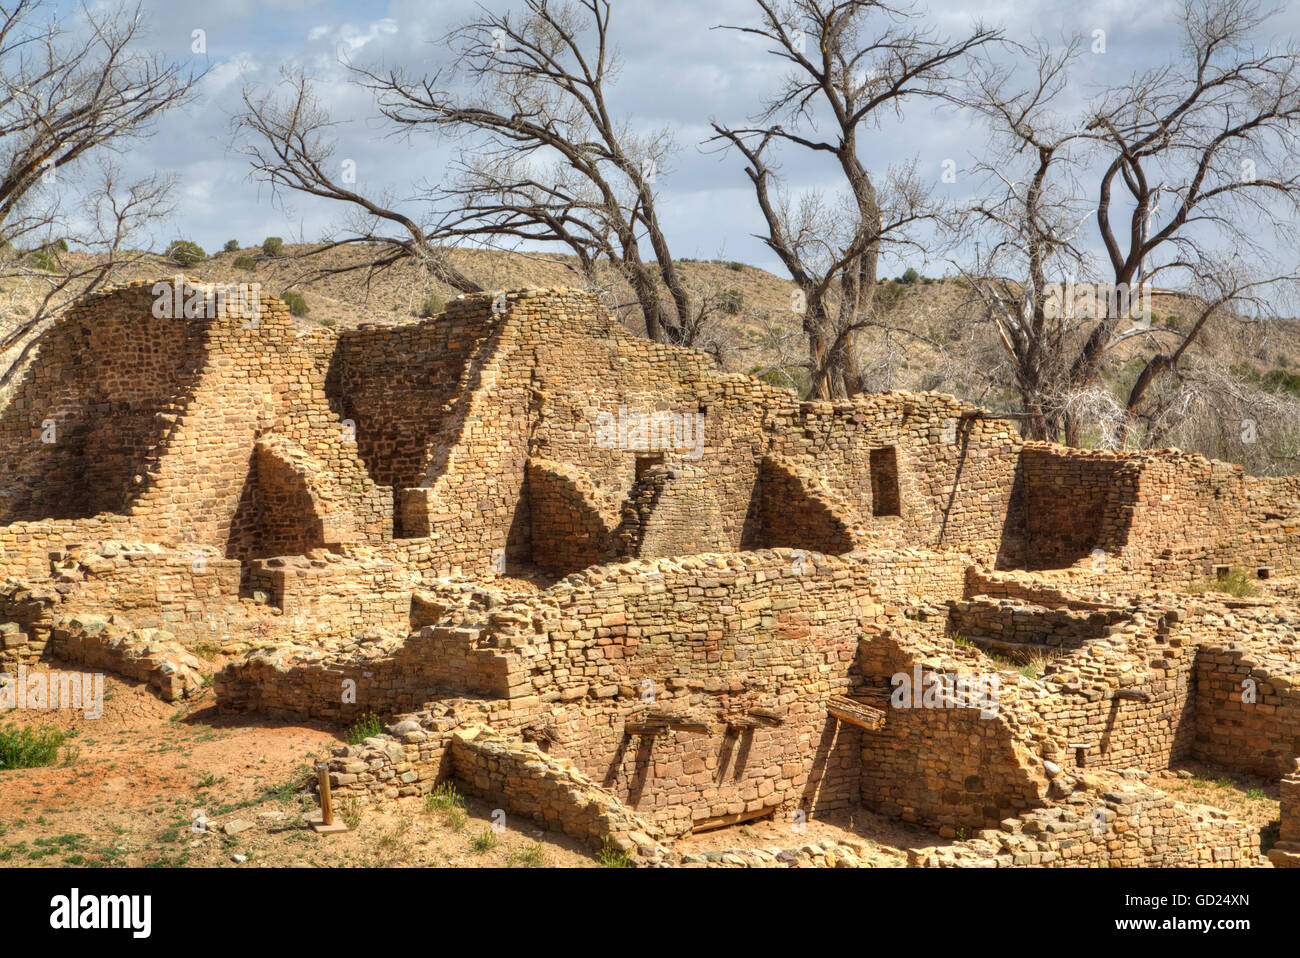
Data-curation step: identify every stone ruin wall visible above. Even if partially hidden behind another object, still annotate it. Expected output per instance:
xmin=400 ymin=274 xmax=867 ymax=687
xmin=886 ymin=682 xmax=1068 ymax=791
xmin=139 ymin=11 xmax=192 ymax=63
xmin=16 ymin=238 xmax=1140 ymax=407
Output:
xmin=5 ymin=281 xmax=1300 ymax=865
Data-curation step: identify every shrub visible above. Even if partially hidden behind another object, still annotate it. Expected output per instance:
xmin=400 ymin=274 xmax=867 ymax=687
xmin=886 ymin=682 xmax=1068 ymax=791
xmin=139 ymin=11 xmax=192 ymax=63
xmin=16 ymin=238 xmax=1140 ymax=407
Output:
xmin=262 ymin=236 xmax=284 ymax=256
xmin=418 ymin=293 xmax=444 ymax=318
xmin=317 ymin=317 xmax=337 ymax=329
xmin=223 ymin=240 xmax=240 ymax=253
xmin=727 ymin=261 xmax=745 ymax=272
xmin=232 ymin=255 xmax=256 ymax=271
xmin=899 ymin=267 xmax=920 ymax=284
xmin=721 ymin=289 xmax=743 ymax=315
xmin=1186 ymin=567 xmax=1261 ymax=598
xmin=24 ymin=250 xmax=58 ymax=272
xmin=0 ymin=724 xmax=71 ymax=769
xmin=470 ymin=828 xmax=500 ymax=853
xmin=165 ymin=240 xmax=206 ymax=265
xmin=281 ymin=290 xmax=310 ymax=317
xmin=597 ymin=839 xmax=633 ymax=867
xmin=343 ymin=710 xmax=382 ymax=744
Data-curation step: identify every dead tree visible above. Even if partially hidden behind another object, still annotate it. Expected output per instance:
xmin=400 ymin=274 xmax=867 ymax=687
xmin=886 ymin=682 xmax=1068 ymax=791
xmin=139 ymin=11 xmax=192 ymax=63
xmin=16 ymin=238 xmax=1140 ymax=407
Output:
xmin=710 ymin=0 xmax=1000 ymax=399
xmin=0 ymin=0 xmax=199 ymax=391
xmin=238 ymin=0 xmax=705 ymax=346
xmin=964 ymin=0 xmax=1300 ymax=445
xmin=235 ymin=70 xmax=483 ymax=296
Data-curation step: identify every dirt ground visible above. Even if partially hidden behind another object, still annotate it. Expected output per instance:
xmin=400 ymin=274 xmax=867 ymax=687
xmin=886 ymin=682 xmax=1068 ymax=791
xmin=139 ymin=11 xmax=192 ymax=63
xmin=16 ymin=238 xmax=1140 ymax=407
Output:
xmin=0 ymin=663 xmax=598 ymax=867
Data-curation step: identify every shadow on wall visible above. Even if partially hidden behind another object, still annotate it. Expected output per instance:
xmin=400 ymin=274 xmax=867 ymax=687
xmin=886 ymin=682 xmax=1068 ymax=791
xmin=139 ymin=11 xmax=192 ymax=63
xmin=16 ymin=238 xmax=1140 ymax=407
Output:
xmin=226 ymin=444 xmax=328 ymax=562
xmin=995 ymin=446 xmax=1130 ymax=571
xmin=0 ymin=304 xmax=210 ymax=522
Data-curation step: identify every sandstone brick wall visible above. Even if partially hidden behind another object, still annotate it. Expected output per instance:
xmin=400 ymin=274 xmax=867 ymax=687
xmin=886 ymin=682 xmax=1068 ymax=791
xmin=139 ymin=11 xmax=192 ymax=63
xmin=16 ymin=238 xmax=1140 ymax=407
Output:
xmin=0 ymin=279 xmax=390 ymax=555
xmin=325 ymin=309 xmax=501 ymax=492
xmin=525 ymin=458 xmax=618 ymax=575
xmin=911 ymin=780 xmax=1260 ymax=867
xmin=1193 ymin=642 xmax=1300 ymax=778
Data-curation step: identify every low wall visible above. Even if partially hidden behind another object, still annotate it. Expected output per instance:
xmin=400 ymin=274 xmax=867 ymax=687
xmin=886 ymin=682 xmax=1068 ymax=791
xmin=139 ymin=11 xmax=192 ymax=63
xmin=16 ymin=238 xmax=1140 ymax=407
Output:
xmin=911 ymin=782 xmax=1260 ymax=868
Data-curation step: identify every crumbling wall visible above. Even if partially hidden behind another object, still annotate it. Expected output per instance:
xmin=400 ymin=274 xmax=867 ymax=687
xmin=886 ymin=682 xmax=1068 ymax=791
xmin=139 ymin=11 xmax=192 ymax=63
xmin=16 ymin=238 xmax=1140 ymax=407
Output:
xmin=911 ymin=781 xmax=1260 ymax=867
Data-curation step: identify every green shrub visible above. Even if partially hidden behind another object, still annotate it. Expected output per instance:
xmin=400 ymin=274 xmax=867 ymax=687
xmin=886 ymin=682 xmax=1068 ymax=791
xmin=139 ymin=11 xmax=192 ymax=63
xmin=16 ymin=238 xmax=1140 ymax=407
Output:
xmin=0 ymin=724 xmax=72 ymax=769
xmin=418 ymin=293 xmax=444 ymax=318
xmin=165 ymin=240 xmax=206 ymax=265
xmin=232 ymin=255 xmax=256 ymax=271
xmin=262 ymin=236 xmax=284 ymax=256
xmin=281 ymin=290 xmax=310 ymax=317
xmin=721 ymin=289 xmax=743 ymax=315
xmin=899 ymin=267 xmax=920 ymax=284
xmin=343 ymin=710 xmax=383 ymax=744
xmin=317 ymin=317 xmax=337 ymax=329
xmin=1186 ymin=567 xmax=1261 ymax=598
xmin=727 ymin=261 xmax=745 ymax=272
xmin=24 ymin=250 xmax=58 ymax=272
xmin=223 ymin=240 xmax=240 ymax=253
xmin=470 ymin=828 xmax=500 ymax=853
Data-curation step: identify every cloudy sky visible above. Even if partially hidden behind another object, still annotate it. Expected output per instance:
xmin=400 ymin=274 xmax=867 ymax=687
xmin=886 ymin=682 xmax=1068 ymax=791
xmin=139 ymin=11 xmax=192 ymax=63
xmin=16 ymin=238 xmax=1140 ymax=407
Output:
xmin=40 ymin=0 xmax=1300 ymax=280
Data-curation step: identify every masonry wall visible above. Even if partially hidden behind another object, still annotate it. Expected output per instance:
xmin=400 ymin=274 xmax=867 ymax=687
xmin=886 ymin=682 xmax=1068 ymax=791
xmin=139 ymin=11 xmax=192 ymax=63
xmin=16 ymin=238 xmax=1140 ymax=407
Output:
xmin=1003 ymin=445 xmax=1300 ymax=585
xmin=1193 ymin=642 xmax=1300 ymax=778
xmin=326 ymin=311 xmax=500 ymax=492
xmin=855 ymin=630 xmax=1051 ymax=830
xmin=1013 ymin=445 xmax=1132 ymax=570
xmin=0 ymin=289 xmax=210 ymax=521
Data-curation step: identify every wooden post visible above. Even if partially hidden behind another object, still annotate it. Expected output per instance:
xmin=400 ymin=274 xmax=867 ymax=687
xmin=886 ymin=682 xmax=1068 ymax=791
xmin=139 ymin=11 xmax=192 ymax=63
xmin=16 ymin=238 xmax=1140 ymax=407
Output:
xmin=316 ymin=763 xmax=334 ymax=826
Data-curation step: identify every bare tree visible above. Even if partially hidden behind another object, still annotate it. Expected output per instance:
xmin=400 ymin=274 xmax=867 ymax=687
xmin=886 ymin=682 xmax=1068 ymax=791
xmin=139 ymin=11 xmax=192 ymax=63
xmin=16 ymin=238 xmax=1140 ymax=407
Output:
xmin=235 ymin=70 xmax=482 ymax=296
xmin=710 ymin=0 xmax=1000 ymax=399
xmin=0 ymin=0 xmax=199 ymax=391
xmin=238 ymin=0 xmax=711 ymax=346
xmin=963 ymin=0 xmax=1300 ymax=445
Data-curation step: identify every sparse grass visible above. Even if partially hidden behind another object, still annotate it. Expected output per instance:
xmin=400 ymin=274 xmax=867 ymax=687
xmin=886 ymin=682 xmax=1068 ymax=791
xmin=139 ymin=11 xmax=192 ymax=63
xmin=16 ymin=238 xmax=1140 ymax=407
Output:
xmin=445 ymin=808 xmax=468 ymax=832
xmin=338 ymin=795 xmax=361 ymax=830
xmin=190 ymin=641 xmax=222 ymax=661
xmin=1186 ymin=567 xmax=1261 ymax=598
xmin=597 ymin=839 xmax=633 ymax=868
xmin=424 ymin=782 xmax=466 ymax=814
xmin=0 ymin=724 xmax=73 ymax=770
xmin=469 ymin=828 xmax=500 ymax=853
xmin=1016 ymin=651 xmax=1054 ymax=680
xmin=953 ymin=636 xmax=1057 ymax=679
xmin=507 ymin=841 xmax=546 ymax=867
xmin=344 ymin=711 xmax=384 ymax=745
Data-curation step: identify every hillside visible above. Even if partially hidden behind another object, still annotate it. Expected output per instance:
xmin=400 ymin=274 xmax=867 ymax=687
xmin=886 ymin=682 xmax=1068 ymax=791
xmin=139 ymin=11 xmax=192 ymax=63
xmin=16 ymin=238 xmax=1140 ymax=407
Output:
xmin=4 ymin=242 xmax=1300 ymax=430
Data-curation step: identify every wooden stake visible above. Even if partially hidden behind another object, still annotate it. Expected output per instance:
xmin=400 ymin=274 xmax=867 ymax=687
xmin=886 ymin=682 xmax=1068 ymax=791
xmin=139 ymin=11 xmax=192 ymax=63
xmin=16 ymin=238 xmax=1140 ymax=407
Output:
xmin=317 ymin=763 xmax=334 ymax=826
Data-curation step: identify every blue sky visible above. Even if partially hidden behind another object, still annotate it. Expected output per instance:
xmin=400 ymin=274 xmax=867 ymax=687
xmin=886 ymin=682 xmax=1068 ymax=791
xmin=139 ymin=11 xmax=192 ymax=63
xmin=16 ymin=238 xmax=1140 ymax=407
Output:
xmin=44 ymin=0 xmax=1300 ymax=280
